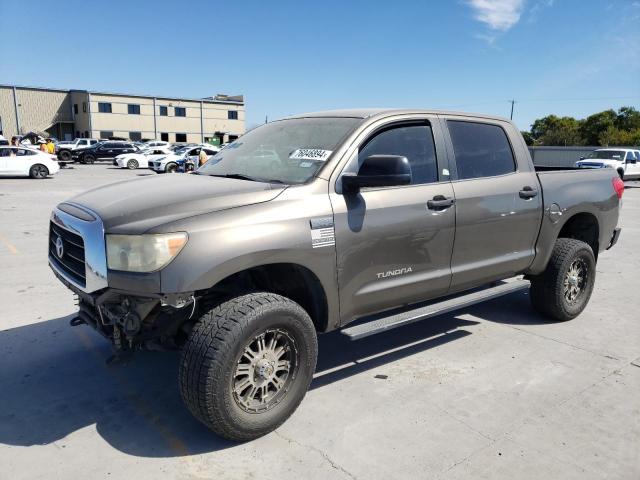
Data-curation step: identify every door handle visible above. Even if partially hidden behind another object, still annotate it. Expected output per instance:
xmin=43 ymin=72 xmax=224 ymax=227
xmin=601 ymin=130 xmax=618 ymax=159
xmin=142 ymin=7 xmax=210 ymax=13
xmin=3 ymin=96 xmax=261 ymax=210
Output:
xmin=427 ymin=195 xmax=455 ymax=210
xmin=519 ymin=186 xmax=538 ymax=199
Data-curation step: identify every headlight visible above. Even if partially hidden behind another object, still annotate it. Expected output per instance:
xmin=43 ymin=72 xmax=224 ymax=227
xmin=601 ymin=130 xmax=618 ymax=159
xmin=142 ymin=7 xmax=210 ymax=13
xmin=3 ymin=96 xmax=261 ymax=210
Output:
xmin=106 ymin=233 xmax=188 ymax=272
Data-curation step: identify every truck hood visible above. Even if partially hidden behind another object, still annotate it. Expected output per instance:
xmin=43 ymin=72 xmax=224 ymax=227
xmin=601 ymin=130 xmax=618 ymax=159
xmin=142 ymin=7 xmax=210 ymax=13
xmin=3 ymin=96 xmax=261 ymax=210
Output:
xmin=65 ymin=174 xmax=286 ymax=233
xmin=576 ymin=159 xmax=621 ymax=168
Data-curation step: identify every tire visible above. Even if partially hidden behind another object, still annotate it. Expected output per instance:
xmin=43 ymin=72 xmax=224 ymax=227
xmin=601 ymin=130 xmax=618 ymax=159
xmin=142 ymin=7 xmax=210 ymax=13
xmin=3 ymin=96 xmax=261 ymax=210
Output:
xmin=179 ymin=292 xmax=318 ymax=441
xmin=127 ymin=159 xmax=138 ymax=170
xmin=84 ymin=154 xmax=96 ymax=164
xmin=529 ymin=238 xmax=596 ymax=321
xmin=58 ymin=150 xmax=71 ymax=161
xmin=166 ymin=163 xmax=178 ymax=173
xmin=29 ymin=164 xmax=49 ymax=179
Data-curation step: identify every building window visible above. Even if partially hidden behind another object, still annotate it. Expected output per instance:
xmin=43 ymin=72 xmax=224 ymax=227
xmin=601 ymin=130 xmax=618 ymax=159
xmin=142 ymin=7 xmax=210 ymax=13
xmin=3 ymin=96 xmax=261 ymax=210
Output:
xmin=174 ymin=107 xmax=186 ymax=117
xmin=159 ymin=106 xmax=168 ymax=116
xmin=73 ymin=104 xmax=78 ymax=114
xmin=127 ymin=104 xmax=141 ymax=115
xmin=76 ymin=130 xmax=80 ymax=138
xmin=84 ymin=131 xmax=89 ymax=138
xmin=160 ymin=132 xmax=169 ymax=141
xmin=83 ymin=102 xmax=87 ymax=113
xmin=130 ymin=131 xmax=142 ymax=141
xmin=228 ymin=110 xmax=238 ymax=120
xmin=100 ymin=131 xmax=114 ymax=139
xmin=175 ymin=133 xmax=187 ymax=143
xmin=98 ymin=102 xmax=112 ymax=113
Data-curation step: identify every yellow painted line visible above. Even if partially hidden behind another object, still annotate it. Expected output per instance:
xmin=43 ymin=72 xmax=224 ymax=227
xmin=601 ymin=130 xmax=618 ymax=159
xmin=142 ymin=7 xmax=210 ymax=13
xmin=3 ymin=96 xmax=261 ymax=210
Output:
xmin=0 ymin=233 xmax=19 ymax=254
xmin=73 ymin=328 xmax=190 ymax=457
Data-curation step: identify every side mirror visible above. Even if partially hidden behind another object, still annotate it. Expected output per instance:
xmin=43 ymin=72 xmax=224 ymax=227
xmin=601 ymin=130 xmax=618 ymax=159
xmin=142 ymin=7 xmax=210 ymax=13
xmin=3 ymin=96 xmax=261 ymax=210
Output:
xmin=342 ymin=155 xmax=412 ymax=193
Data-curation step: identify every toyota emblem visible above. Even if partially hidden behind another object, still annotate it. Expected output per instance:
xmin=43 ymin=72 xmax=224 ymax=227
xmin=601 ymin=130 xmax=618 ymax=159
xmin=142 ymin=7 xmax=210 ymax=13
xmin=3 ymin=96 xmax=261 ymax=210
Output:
xmin=55 ymin=236 xmax=65 ymax=258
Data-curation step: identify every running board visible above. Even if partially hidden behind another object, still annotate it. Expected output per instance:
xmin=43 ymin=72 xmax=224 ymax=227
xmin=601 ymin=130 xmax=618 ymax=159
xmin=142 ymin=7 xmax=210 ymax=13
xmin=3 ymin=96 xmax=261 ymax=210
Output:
xmin=341 ymin=279 xmax=530 ymax=340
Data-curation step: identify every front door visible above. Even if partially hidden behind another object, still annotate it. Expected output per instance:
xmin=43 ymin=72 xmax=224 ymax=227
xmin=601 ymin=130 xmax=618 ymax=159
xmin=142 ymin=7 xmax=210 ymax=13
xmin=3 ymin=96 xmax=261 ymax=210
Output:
xmin=442 ymin=118 xmax=543 ymax=292
xmin=331 ymin=119 xmax=456 ymax=323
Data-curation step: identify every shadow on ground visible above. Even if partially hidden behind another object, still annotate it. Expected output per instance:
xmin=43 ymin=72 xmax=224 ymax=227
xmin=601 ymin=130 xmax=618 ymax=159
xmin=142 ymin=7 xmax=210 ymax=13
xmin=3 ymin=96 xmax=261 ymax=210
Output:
xmin=0 ymin=291 xmax=543 ymax=457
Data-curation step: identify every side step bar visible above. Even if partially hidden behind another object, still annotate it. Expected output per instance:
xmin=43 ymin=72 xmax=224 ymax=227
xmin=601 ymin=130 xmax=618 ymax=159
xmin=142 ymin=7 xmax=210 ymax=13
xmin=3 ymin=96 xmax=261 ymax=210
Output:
xmin=341 ymin=279 xmax=530 ymax=340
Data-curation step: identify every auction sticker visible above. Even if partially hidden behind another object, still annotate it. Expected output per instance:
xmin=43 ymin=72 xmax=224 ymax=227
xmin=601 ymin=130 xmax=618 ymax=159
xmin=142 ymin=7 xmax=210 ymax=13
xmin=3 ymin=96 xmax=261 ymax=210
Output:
xmin=290 ymin=149 xmax=332 ymax=161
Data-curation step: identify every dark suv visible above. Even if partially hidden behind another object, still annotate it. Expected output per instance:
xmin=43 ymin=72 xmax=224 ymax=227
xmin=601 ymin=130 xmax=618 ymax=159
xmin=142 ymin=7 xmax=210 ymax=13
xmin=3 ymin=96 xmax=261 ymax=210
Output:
xmin=73 ymin=141 xmax=139 ymax=164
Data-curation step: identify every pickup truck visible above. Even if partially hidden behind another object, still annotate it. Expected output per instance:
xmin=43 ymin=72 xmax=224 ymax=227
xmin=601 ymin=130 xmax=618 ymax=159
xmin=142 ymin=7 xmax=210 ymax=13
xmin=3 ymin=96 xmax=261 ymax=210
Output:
xmin=576 ymin=148 xmax=640 ymax=180
xmin=48 ymin=109 xmax=623 ymax=441
xmin=56 ymin=138 xmax=100 ymax=161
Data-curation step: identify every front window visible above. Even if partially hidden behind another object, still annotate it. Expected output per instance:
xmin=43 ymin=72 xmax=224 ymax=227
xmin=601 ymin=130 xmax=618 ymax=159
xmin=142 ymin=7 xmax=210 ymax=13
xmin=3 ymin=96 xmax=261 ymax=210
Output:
xmin=197 ymin=117 xmax=361 ymax=184
xmin=589 ymin=150 xmax=626 ymax=160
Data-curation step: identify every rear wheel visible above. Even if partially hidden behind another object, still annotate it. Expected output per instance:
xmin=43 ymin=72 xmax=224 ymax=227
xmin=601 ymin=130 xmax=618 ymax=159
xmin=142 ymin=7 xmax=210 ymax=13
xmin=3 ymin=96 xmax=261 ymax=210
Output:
xmin=58 ymin=150 xmax=71 ymax=161
xmin=166 ymin=163 xmax=178 ymax=173
xmin=530 ymin=238 xmax=596 ymax=321
xmin=127 ymin=159 xmax=138 ymax=170
xmin=179 ymin=292 xmax=318 ymax=441
xmin=29 ymin=164 xmax=49 ymax=179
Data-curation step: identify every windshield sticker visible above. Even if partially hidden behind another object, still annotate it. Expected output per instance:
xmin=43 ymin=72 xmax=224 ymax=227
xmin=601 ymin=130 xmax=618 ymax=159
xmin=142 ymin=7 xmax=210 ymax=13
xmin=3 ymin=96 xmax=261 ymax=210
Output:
xmin=290 ymin=149 xmax=332 ymax=162
xmin=299 ymin=161 xmax=313 ymax=168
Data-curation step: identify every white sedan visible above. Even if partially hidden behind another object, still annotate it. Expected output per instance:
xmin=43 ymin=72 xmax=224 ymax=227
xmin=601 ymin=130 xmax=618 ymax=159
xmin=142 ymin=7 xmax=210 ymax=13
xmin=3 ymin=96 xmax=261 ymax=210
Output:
xmin=114 ymin=147 xmax=173 ymax=169
xmin=149 ymin=146 xmax=219 ymax=173
xmin=0 ymin=146 xmax=60 ymax=178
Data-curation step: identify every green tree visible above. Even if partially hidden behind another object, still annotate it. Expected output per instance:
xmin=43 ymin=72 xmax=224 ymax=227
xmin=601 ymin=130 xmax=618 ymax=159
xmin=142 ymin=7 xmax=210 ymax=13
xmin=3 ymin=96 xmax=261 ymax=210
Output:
xmin=530 ymin=115 xmax=583 ymax=146
xmin=599 ymin=127 xmax=640 ymax=147
xmin=615 ymin=106 xmax=640 ymax=131
xmin=579 ymin=109 xmax=617 ymax=145
xmin=521 ymin=131 xmax=534 ymax=146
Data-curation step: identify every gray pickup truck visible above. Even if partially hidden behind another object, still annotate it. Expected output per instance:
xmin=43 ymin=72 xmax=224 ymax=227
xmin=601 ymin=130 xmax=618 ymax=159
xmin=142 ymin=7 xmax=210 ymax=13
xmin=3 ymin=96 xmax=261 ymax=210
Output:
xmin=48 ymin=109 xmax=623 ymax=440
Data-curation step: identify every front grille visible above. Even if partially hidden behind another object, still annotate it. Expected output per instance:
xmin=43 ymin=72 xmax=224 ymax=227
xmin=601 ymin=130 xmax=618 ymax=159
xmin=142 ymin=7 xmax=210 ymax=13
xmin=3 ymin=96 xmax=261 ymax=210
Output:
xmin=49 ymin=221 xmax=86 ymax=287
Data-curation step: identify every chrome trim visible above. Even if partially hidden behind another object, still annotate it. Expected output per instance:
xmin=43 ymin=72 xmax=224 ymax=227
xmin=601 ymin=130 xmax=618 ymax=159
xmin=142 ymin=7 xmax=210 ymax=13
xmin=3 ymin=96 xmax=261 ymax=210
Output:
xmin=49 ymin=204 xmax=108 ymax=293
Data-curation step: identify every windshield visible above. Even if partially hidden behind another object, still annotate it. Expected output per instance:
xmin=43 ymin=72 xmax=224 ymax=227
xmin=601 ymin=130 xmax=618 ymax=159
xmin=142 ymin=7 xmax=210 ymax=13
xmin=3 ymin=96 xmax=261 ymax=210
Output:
xmin=589 ymin=150 xmax=626 ymax=160
xmin=196 ymin=117 xmax=361 ymax=184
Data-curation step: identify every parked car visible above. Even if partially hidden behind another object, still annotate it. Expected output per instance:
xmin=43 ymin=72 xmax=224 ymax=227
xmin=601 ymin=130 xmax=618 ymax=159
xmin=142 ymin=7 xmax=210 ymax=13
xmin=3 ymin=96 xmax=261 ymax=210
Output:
xmin=73 ymin=141 xmax=140 ymax=164
xmin=57 ymin=138 xmax=100 ymax=161
xmin=48 ymin=108 xmax=622 ymax=441
xmin=114 ymin=146 xmax=173 ymax=169
xmin=0 ymin=146 xmax=60 ymax=178
xmin=149 ymin=146 xmax=219 ymax=173
xmin=576 ymin=148 xmax=640 ymax=180
xmin=143 ymin=140 xmax=172 ymax=149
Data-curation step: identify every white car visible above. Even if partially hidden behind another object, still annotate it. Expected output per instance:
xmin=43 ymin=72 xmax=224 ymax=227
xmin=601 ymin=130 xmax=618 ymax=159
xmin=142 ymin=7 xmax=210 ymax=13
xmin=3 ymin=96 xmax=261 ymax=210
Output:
xmin=114 ymin=146 xmax=173 ymax=169
xmin=576 ymin=148 xmax=640 ymax=180
xmin=149 ymin=146 xmax=219 ymax=173
xmin=0 ymin=146 xmax=60 ymax=178
xmin=143 ymin=140 xmax=172 ymax=149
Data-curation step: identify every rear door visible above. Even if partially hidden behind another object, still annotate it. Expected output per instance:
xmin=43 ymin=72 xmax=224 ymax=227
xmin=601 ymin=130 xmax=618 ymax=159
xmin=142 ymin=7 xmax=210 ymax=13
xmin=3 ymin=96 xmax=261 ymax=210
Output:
xmin=441 ymin=117 xmax=542 ymax=292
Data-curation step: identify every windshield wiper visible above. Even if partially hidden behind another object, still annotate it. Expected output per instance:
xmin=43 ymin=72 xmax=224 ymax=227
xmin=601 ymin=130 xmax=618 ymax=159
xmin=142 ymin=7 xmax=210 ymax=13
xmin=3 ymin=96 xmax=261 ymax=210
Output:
xmin=209 ymin=173 xmax=258 ymax=182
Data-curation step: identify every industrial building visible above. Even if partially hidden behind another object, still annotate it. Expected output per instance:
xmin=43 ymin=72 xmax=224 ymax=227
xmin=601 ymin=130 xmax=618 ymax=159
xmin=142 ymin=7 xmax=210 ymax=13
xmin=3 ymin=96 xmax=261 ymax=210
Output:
xmin=0 ymin=84 xmax=245 ymax=145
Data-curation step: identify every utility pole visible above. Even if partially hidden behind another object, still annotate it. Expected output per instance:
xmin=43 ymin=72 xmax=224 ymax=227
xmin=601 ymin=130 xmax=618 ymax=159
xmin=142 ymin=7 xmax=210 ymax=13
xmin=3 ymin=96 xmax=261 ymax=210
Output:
xmin=265 ymin=115 xmax=268 ymax=124
xmin=509 ymin=99 xmax=516 ymax=120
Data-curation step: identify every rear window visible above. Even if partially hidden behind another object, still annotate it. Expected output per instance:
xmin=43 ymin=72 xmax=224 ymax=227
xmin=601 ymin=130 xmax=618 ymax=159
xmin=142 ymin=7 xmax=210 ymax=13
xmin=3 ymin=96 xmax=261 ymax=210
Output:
xmin=447 ymin=121 xmax=516 ymax=180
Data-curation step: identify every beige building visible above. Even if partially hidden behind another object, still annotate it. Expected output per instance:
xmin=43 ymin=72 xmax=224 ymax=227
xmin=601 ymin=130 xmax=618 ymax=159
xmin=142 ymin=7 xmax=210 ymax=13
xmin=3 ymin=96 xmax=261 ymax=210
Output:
xmin=0 ymin=84 xmax=245 ymax=145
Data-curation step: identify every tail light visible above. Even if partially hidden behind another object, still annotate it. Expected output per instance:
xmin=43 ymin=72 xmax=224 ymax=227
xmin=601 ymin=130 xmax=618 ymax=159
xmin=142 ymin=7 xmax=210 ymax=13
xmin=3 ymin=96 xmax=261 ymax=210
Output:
xmin=612 ymin=177 xmax=624 ymax=199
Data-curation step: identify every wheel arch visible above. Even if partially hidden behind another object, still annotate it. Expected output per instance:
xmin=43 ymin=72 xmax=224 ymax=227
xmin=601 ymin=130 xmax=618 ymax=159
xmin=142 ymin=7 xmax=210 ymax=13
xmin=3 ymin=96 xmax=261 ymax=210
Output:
xmin=199 ymin=262 xmax=330 ymax=333
xmin=557 ymin=212 xmax=600 ymax=260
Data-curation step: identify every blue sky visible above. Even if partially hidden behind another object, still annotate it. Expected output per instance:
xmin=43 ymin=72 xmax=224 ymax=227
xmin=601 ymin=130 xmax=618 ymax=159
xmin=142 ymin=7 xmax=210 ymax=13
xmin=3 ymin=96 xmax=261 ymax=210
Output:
xmin=1 ymin=0 xmax=638 ymax=130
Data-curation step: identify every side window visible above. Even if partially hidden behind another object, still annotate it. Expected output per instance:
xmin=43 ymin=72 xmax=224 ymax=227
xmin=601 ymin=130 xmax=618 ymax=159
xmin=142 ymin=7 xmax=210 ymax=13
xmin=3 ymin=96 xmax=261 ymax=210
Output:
xmin=447 ymin=121 xmax=516 ymax=180
xmin=17 ymin=149 xmax=36 ymax=156
xmin=358 ymin=124 xmax=438 ymax=185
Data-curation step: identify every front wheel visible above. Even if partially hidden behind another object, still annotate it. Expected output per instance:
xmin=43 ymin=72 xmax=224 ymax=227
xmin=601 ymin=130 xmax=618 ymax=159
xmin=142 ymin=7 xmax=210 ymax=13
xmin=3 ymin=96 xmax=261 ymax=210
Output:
xmin=127 ymin=159 xmax=138 ymax=170
xmin=179 ymin=292 xmax=318 ymax=441
xmin=84 ymin=154 xmax=96 ymax=164
xmin=58 ymin=150 xmax=71 ymax=162
xmin=166 ymin=163 xmax=177 ymax=173
xmin=530 ymin=238 xmax=596 ymax=321
xmin=29 ymin=164 xmax=49 ymax=179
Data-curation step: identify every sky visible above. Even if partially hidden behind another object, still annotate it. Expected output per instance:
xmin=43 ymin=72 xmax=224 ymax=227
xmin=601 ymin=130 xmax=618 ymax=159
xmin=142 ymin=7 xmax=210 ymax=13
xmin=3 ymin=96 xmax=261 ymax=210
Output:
xmin=1 ymin=0 xmax=639 ymax=130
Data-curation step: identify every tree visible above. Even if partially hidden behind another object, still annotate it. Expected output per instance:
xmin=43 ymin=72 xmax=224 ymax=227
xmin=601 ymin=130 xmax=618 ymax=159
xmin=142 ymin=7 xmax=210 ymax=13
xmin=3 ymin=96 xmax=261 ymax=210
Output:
xmin=615 ymin=106 xmax=640 ymax=131
xmin=530 ymin=115 xmax=583 ymax=146
xmin=521 ymin=131 xmax=534 ymax=146
xmin=599 ymin=127 xmax=640 ymax=147
xmin=579 ymin=109 xmax=617 ymax=145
